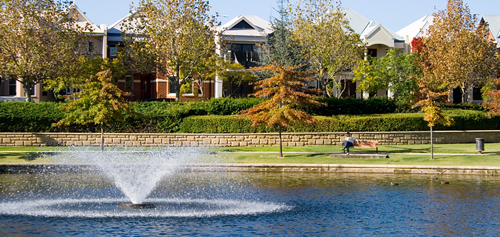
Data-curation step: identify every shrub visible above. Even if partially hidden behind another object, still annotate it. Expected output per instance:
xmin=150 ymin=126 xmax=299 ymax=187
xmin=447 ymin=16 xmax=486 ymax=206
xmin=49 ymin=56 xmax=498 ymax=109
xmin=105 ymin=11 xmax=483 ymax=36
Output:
xmin=179 ymin=110 xmax=500 ymax=133
xmin=0 ymin=102 xmax=65 ymax=132
xmin=205 ymin=97 xmax=265 ymax=115
xmin=306 ymin=97 xmax=398 ymax=115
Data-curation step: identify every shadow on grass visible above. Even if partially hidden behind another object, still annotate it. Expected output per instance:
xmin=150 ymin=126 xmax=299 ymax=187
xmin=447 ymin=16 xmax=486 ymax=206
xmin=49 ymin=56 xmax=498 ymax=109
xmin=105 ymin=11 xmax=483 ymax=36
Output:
xmin=0 ymin=152 xmax=58 ymax=162
xmin=306 ymin=153 xmax=328 ymax=158
xmin=381 ymin=146 xmax=431 ymax=153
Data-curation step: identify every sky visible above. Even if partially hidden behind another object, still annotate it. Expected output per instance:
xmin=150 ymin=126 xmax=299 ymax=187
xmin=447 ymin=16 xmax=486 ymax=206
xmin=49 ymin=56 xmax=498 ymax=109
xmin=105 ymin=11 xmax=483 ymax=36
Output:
xmin=73 ymin=0 xmax=498 ymax=32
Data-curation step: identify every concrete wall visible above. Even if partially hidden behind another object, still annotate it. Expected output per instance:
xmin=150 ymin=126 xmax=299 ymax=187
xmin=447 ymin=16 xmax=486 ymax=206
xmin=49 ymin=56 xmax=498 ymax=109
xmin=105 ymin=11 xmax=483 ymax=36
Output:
xmin=0 ymin=130 xmax=498 ymax=147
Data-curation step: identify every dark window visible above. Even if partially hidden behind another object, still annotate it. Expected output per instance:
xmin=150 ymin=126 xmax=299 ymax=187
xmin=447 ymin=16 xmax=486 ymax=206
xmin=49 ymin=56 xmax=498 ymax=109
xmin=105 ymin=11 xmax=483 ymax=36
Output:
xmin=168 ymin=77 xmax=176 ymax=94
xmin=473 ymin=87 xmax=482 ymax=101
xmin=125 ymin=76 xmax=133 ymax=92
xmin=367 ymin=49 xmax=377 ymax=58
xmin=232 ymin=20 xmax=253 ymax=29
xmin=230 ymin=44 xmax=260 ymax=68
xmin=452 ymin=87 xmax=462 ymax=103
xmin=89 ymin=42 xmax=94 ymax=53
xmin=42 ymin=83 xmax=48 ymax=97
xmin=9 ymin=79 xmax=16 ymax=96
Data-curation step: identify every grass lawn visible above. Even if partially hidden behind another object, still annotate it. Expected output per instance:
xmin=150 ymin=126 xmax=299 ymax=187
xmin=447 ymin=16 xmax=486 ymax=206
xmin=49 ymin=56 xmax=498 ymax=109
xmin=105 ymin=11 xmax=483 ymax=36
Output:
xmin=0 ymin=143 xmax=499 ymax=166
xmin=215 ymin=153 xmax=500 ymax=166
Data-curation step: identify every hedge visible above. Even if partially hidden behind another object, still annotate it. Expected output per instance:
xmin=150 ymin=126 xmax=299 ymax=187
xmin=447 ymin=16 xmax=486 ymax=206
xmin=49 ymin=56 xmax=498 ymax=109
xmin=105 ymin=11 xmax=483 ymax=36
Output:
xmin=0 ymin=98 xmax=494 ymax=133
xmin=179 ymin=110 xmax=500 ymax=133
xmin=305 ymin=97 xmax=398 ymax=115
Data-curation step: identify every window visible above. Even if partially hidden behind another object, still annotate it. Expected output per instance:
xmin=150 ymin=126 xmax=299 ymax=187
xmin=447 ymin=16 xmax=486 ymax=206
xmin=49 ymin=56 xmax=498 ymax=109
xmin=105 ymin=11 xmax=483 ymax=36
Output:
xmin=9 ymin=79 xmax=16 ymax=96
xmin=367 ymin=49 xmax=377 ymax=58
xmin=42 ymin=83 xmax=48 ymax=97
xmin=232 ymin=20 xmax=253 ymax=29
xmin=89 ymin=42 xmax=94 ymax=53
xmin=230 ymin=44 xmax=260 ymax=68
xmin=110 ymin=47 xmax=118 ymax=57
xmin=473 ymin=87 xmax=482 ymax=101
xmin=168 ymin=77 xmax=176 ymax=94
xmin=125 ymin=76 xmax=133 ymax=92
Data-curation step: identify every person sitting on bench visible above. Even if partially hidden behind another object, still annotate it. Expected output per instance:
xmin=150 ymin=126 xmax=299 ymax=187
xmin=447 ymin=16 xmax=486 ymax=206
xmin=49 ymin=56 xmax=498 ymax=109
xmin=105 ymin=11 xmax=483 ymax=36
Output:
xmin=342 ymin=132 xmax=355 ymax=154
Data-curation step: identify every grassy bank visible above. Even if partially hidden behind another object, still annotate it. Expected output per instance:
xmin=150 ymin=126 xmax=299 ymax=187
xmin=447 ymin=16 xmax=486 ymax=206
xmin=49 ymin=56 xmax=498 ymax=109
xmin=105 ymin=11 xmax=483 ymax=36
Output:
xmin=0 ymin=143 xmax=499 ymax=166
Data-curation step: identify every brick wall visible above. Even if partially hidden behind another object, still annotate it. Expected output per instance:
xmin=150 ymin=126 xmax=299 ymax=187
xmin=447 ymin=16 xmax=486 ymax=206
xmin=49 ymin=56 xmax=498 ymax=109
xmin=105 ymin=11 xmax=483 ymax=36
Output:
xmin=0 ymin=131 xmax=498 ymax=147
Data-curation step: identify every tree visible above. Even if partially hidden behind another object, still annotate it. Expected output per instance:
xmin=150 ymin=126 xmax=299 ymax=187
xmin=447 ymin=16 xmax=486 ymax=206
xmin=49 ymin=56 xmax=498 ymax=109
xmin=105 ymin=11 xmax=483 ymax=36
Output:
xmin=123 ymin=0 xmax=220 ymax=101
xmin=239 ymin=62 xmax=324 ymax=158
xmin=56 ymin=66 xmax=139 ymax=151
xmin=482 ymin=72 xmax=500 ymax=117
xmin=353 ymin=49 xmax=420 ymax=107
xmin=423 ymin=0 xmax=498 ymax=103
xmin=217 ymin=61 xmax=257 ymax=98
xmin=413 ymin=81 xmax=454 ymax=160
xmin=45 ymin=57 xmax=127 ymax=100
xmin=0 ymin=0 xmax=91 ymax=102
xmin=259 ymin=0 xmax=307 ymax=69
xmin=290 ymin=0 xmax=363 ymax=97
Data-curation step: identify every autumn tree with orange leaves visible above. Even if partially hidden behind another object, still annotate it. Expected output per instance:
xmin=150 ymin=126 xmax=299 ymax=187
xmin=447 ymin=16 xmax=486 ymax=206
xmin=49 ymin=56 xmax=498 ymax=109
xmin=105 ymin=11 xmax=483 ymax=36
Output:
xmin=239 ymin=62 xmax=324 ymax=158
xmin=413 ymin=80 xmax=454 ymax=160
xmin=422 ymin=0 xmax=497 ymax=103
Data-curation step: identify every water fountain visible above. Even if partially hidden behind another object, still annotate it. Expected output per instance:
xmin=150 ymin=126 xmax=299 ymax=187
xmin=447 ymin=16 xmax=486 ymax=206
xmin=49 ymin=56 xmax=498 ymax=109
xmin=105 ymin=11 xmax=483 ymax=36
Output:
xmin=0 ymin=146 xmax=289 ymax=219
xmin=2 ymin=159 xmax=500 ymax=235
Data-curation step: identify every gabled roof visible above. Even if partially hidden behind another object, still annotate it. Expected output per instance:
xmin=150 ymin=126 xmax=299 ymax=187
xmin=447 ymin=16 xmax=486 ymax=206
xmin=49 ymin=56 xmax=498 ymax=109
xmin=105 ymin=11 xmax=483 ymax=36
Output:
xmin=68 ymin=4 xmax=104 ymax=33
xmin=219 ymin=15 xmax=272 ymax=37
xmin=396 ymin=15 xmax=434 ymax=39
xmin=482 ymin=15 xmax=500 ymax=47
xmin=340 ymin=8 xmax=370 ymax=34
xmin=341 ymin=8 xmax=404 ymax=47
xmin=108 ymin=11 xmax=136 ymax=35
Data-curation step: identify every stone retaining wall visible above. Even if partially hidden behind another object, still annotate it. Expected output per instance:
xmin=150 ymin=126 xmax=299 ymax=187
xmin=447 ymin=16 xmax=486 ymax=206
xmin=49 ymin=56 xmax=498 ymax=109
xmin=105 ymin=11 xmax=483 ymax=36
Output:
xmin=2 ymin=164 xmax=499 ymax=176
xmin=0 ymin=130 xmax=498 ymax=147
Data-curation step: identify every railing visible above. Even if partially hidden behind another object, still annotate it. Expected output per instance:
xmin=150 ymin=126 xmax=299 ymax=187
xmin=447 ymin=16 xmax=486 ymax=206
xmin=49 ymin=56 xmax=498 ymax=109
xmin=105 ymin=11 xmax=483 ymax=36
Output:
xmin=0 ymin=96 xmax=26 ymax=102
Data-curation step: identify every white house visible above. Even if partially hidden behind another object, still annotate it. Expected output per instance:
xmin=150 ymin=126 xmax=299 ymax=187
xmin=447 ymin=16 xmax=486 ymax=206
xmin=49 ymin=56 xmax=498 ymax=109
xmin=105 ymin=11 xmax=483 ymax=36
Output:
xmin=214 ymin=15 xmax=273 ymax=98
xmin=330 ymin=9 xmax=406 ymax=99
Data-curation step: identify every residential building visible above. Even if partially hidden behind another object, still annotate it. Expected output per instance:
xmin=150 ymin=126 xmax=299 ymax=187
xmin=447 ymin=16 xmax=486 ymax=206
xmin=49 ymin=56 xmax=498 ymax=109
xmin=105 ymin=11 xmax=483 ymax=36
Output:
xmin=398 ymin=14 xmax=499 ymax=103
xmin=0 ymin=3 xmax=108 ymax=102
xmin=329 ymin=9 xmax=406 ymax=99
xmin=215 ymin=15 xmax=273 ymax=98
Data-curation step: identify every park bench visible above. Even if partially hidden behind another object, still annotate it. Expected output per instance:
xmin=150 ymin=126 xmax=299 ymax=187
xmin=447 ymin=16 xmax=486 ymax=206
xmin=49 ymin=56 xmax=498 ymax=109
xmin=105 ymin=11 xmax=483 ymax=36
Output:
xmin=343 ymin=140 xmax=379 ymax=153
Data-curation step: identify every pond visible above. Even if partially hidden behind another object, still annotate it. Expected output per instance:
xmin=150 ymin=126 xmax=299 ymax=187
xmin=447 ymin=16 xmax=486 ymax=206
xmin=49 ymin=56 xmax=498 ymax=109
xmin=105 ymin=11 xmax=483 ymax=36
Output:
xmin=1 ymin=171 xmax=500 ymax=236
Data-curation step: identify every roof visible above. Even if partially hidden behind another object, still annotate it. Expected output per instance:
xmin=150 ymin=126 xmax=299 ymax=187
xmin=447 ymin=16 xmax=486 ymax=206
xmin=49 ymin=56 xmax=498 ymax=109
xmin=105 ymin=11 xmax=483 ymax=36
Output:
xmin=341 ymin=8 xmax=404 ymax=46
xmin=482 ymin=15 xmax=500 ymax=47
xmin=219 ymin=15 xmax=273 ymax=37
xmin=68 ymin=4 xmax=104 ymax=33
xmin=340 ymin=8 xmax=370 ymax=35
xmin=396 ymin=15 xmax=434 ymax=39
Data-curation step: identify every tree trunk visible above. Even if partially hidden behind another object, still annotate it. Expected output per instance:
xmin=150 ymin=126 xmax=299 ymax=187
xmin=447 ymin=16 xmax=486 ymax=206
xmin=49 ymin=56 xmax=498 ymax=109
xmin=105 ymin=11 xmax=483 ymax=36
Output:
xmin=22 ymin=79 xmax=34 ymax=102
xmin=461 ymin=86 xmax=468 ymax=103
xmin=175 ymin=65 xmax=181 ymax=101
xmin=101 ymin=122 xmax=104 ymax=152
xmin=430 ymin=126 xmax=434 ymax=160
xmin=278 ymin=125 xmax=283 ymax=158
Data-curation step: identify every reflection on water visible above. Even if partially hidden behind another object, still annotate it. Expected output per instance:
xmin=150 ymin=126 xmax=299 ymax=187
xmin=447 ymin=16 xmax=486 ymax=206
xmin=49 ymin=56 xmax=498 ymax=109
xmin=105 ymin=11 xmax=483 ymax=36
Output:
xmin=1 ymin=172 xmax=500 ymax=236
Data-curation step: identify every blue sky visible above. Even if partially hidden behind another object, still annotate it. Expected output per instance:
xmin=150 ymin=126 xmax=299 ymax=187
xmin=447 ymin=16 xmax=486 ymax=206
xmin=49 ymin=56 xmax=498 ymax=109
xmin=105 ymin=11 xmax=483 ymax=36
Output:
xmin=73 ymin=0 xmax=497 ymax=32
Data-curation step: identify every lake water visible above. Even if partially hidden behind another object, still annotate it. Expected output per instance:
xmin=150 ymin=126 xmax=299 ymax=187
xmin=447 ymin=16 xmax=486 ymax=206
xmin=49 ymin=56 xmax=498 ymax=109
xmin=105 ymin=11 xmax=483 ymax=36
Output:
xmin=1 ymin=171 xmax=499 ymax=236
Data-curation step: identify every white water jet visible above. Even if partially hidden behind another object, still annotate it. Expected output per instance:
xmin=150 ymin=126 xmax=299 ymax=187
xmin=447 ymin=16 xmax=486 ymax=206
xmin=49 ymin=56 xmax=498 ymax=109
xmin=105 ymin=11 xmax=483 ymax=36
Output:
xmin=61 ymin=147 xmax=205 ymax=204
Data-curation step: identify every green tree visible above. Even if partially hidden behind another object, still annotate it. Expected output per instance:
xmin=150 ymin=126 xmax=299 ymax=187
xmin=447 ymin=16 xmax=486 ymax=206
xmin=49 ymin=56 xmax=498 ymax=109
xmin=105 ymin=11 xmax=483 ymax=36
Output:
xmin=0 ymin=0 xmax=91 ymax=102
xmin=290 ymin=0 xmax=363 ymax=97
xmin=423 ymin=0 xmax=498 ymax=103
xmin=259 ymin=0 xmax=307 ymax=69
xmin=56 ymin=67 xmax=139 ymax=151
xmin=353 ymin=49 xmax=420 ymax=107
xmin=123 ymin=0 xmax=220 ymax=101
xmin=217 ymin=61 xmax=257 ymax=98
xmin=45 ymin=57 xmax=127 ymax=100
xmin=239 ymin=62 xmax=324 ymax=158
